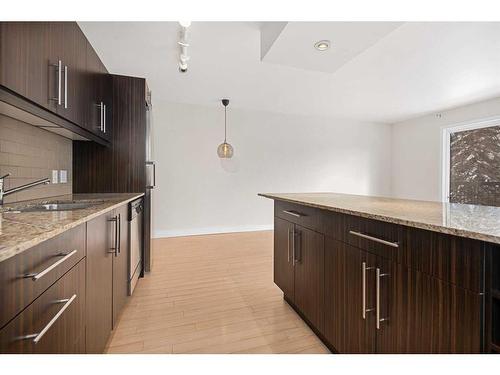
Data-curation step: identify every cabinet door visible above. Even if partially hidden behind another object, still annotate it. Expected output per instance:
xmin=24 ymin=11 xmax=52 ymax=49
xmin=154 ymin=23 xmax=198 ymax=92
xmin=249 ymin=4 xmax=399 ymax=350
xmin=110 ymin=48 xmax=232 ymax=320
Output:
xmin=86 ymin=211 xmax=114 ymax=353
xmin=0 ymin=22 xmax=51 ymax=109
xmin=293 ymin=225 xmax=324 ymax=330
xmin=86 ymin=41 xmax=111 ymax=140
xmin=49 ymin=22 xmax=87 ymax=126
xmin=273 ymin=217 xmax=295 ymax=299
xmin=113 ymin=204 xmax=129 ymax=327
xmin=376 ymin=258 xmax=483 ymax=353
xmin=343 ymin=244 xmax=376 ymax=353
xmin=324 ymin=237 xmax=346 ymax=352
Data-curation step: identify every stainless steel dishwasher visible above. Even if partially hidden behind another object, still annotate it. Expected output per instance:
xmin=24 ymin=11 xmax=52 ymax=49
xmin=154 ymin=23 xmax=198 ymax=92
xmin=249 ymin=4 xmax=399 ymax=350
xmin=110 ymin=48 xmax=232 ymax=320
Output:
xmin=128 ymin=198 xmax=143 ymax=295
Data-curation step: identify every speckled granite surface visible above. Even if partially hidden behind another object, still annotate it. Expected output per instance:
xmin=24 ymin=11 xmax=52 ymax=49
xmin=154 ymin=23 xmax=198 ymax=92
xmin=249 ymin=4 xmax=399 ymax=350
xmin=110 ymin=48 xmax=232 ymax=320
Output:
xmin=259 ymin=192 xmax=500 ymax=245
xmin=0 ymin=193 xmax=144 ymax=262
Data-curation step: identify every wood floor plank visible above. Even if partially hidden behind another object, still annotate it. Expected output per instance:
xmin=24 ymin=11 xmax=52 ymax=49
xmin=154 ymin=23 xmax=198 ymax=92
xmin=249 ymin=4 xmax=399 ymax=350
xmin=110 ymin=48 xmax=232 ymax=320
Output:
xmin=105 ymin=230 xmax=329 ymax=354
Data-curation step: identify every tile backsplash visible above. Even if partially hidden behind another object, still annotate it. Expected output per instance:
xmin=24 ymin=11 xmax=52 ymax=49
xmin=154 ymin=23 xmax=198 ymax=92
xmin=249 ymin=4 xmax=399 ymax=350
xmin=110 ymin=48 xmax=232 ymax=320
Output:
xmin=0 ymin=114 xmax=72 ymax=203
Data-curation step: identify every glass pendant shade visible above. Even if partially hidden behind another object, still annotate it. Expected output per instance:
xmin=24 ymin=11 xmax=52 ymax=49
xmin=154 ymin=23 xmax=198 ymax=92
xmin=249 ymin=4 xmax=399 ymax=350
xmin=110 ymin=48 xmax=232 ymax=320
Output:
xmin=218 ymin=99 xmax=234 ymax=158
xmin=217 ymin=142 xmax=234 ymax=158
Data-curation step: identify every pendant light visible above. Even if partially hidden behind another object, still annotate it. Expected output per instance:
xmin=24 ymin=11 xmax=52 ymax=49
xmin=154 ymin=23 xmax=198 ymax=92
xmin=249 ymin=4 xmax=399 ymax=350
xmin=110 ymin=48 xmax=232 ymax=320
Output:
xmin=217 ymin=99 xmax=234 ymax=158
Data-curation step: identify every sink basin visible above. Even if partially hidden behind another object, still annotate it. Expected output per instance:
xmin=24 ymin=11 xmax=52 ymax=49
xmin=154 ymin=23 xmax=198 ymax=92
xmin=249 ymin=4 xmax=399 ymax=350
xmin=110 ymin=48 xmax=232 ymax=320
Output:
xmin=11 ymin=202 xmax=96 ymax=212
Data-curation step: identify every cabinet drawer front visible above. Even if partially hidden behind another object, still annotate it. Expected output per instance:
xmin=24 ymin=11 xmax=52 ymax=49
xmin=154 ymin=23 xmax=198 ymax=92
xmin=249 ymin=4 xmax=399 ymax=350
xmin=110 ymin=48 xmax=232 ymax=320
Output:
xmin=0 ymin=224 xmax=85 ymax=328
xmin=346 ymin=215 xmax=401 ymax=260
xmin=399 ymin=226 xmax=485 ymax=293
xmin=274 ymin=200 xmax=343 ymax=237
xmin=275 ymin=201 xmax=324 ymax=232
xmin=0 ymin=259 xmax=86 ymax=353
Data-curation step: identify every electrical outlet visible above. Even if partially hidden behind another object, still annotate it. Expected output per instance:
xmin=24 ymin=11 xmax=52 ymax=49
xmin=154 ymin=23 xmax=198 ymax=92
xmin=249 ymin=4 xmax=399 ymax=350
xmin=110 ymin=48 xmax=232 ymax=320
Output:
xmin=52 ymin=170 xmax=59 ymax=184
xmin=59 ymin=170 xmax=67 ymax=184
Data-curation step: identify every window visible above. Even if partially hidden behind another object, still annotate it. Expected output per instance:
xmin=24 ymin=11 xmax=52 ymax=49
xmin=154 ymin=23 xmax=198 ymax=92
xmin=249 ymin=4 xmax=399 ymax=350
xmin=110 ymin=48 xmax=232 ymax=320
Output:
xmin=442 ymin=117 xmax=500 ymax=206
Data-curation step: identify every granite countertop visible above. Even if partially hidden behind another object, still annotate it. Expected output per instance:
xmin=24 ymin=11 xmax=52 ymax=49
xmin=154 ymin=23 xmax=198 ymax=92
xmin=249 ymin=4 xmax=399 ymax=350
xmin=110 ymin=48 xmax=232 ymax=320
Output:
xmin=259 ymin=192 xmax=500 ymax=245
xmin=0 ymin=193 xmax=144 ymax=262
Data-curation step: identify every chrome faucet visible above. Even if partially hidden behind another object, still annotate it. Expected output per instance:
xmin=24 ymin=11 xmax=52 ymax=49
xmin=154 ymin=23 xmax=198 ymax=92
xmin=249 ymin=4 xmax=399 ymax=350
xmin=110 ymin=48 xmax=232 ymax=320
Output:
xmin=0 ymin=173 xmax=51 ymax=205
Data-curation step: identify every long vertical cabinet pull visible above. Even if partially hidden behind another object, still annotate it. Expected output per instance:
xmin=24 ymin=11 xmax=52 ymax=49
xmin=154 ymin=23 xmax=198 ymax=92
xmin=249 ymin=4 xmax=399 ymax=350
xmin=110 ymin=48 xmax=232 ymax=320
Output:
xmin=293 ymin=229 xmax=301 ymax=264
xmin=50 ymin=60 xmax=62 ymax=105
xmin=64 ymin=65 xmax=68 ymax=109
xmin=99 ymin=102 xmax=104 ymax=132
xmin=108 ymin=216 xmax=119 ymax=256
xmin=362 ymin=262 xmax=374 ymax=319
xmin=376 ymin=268 xmax=389 ymax=329
xmin=103 ymin=104 xmax=106 ymax=133
xmin=117 ymin=214 xmax=121 ymax=254
xmin=287 ymin=228 xmax=291 ymax=263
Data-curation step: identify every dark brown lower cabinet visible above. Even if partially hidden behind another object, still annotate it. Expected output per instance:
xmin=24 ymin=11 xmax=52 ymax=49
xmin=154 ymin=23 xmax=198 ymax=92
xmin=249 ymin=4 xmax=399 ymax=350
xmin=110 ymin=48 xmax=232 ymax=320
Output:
xmin=113 ymin=204 xmax=129 ymax=327
xmin=274 ymin=217 xmax=324 ymax=331
xmin=0 ymin=259 xmax=86 ymax=354
xmin=323 ymin=241 xmax=483 ymax=353
xmin=376 ymin=259 xmax=483 ymax=353
xmin=86 ymin=205 xmax=131 ymax=352
xmin=324 ymin=240 xmax=376 ymax=353
xmin=293 ymin=225 xmax=324 ymax=331
xmin=274 ymin=217 xmax=295 ymax=299
xmin=86 ymin=211 xmax=114 ymax=353
xmin=273 ymin=200 xmax=489 ymax=354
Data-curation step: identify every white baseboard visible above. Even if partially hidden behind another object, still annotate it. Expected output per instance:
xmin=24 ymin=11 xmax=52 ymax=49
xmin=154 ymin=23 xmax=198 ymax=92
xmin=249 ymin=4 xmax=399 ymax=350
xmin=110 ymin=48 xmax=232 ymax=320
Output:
xmin=153 ymin=224 xmax=274 ymax=239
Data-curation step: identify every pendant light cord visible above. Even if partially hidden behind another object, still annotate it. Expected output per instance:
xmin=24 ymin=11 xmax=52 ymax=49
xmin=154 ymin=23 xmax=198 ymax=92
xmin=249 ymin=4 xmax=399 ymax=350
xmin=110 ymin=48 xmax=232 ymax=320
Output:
xmin=224 ymin=105 xmax=227 ymax=142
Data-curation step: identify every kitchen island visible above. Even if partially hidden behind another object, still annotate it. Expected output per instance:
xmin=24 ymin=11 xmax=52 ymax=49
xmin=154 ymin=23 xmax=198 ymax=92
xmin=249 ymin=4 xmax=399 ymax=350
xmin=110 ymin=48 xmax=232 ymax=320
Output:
xmin=259 ymin=192 xmax=500 ymax=354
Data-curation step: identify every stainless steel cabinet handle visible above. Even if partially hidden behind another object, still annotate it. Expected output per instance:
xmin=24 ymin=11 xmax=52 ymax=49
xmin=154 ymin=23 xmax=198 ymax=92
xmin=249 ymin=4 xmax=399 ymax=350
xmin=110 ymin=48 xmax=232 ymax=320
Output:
xmin=108 ymin=216 xmax=119 ymax=256
xmin=23 ymin=250 xmax=77 ymax=281
xmin=283 ymin=210 xmax=304 ymax=218
xmin=287 ymin=227 xmax=291 ymax=263
xmin=117 ymin=213 xmax=121 ymax=254
xmin=20 ymin=294 xmax=77 ymax=344
xmin=103 ymin=104 xmax=106 ymax=133
xmin=146 ymin=161 xmax=156 ymax=188
xmin=50 ymin=60 xmax=62 ymax=105
xmin=362 ymin=261 xmax=374 ymax=319
xmin=293 ymin=230 xmax=301 ymax=264
xmin=349 ymin=231 xmax=399 ymax=248
xmin=64 ymin=65 xmax=68 ymax=109
xmin=99 ymin=102 xmax=104 ymax=131
xmin=376 ymin=268 xmax=389 ymax=329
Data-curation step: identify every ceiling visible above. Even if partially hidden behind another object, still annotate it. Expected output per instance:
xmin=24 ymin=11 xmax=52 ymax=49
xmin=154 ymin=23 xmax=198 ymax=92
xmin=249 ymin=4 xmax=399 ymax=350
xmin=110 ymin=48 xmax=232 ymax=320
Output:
xmin=78 ymin=22 xmax=500 ymax=124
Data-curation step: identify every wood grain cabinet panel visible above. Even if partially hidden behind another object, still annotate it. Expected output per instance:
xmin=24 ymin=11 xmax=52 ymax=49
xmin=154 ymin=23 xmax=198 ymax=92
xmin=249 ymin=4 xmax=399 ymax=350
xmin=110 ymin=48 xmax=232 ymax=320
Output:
xmin=86 ymin=211 xmax=114 ymax=353
xmin=399 ymin=227 xmax=485 ymax=293
xmin=346 ymin=215 xmax=401 ymax=260
xmin=113 ymin=204 xmax=129 ymax=327
xmin=0 ymin=259 xmax=86 ymax=354
xmin=0 ymin=224 xmax=85 ymax=329
xmin=273 ymin=217 xmax=295 ymax=299
xmin=376 ymin=258 xmax=483 ymax=353
xmin=293 ymin=226 xmax=324 ymax=331
xmin=0 ymin=22 xmax=51 ymax=109
xmin=273 ymin=200 xmax=488 ymax=354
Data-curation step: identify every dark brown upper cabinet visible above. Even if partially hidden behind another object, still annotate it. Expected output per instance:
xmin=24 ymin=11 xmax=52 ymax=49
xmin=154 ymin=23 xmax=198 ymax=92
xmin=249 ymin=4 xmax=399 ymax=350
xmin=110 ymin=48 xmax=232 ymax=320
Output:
xmin=0 ymin=22 xmax=111 ymax=143
xmin=0 ymin=22 xmax=51 ymax=109
xmin=86 ymin=41 xmax=111 ymax=141
xmin=48 ymin=22 xmax=87 ymax=127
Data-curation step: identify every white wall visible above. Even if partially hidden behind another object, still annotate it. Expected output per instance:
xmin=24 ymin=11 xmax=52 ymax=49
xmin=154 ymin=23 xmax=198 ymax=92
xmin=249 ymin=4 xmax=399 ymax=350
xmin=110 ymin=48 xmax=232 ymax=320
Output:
xmin=391 ymin=97 xmax=500 ymax=202
xmin=152 ymin=101 xmax=392 ymax=237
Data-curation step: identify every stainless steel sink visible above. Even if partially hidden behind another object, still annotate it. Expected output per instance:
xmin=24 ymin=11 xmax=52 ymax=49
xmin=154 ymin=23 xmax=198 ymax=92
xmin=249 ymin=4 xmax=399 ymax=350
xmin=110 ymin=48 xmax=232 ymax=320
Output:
xmin=10 ymin=202 xmax=97 ymax=212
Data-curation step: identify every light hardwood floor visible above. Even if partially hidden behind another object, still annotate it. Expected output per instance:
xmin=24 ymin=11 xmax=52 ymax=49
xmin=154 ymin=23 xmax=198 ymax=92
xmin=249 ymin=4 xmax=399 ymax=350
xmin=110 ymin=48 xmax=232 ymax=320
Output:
xmin=105 ymin=230 xmax=330 ymax=354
